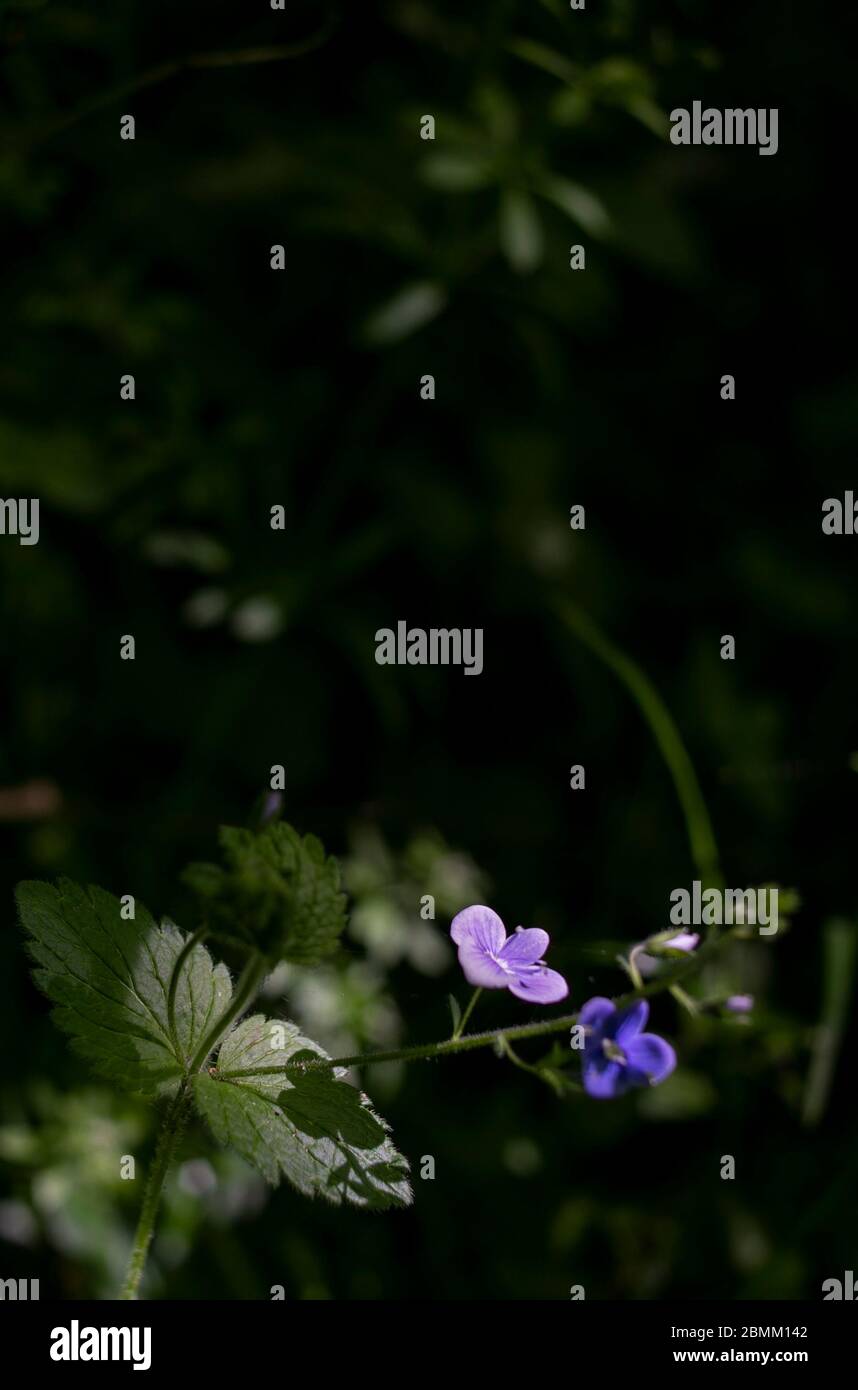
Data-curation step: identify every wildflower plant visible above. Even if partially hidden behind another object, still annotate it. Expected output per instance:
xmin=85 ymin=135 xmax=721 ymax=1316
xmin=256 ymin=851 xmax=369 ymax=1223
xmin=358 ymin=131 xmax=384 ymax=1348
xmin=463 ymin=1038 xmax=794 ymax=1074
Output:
xmin=16 ymin=606 xmax=789 ymax=1300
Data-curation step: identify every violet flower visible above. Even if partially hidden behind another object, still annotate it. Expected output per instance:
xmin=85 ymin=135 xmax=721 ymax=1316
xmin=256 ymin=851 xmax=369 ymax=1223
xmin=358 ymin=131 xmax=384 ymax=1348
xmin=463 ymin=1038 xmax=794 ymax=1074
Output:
xmin=661 ymin=932 xmax=700 ymax=953
xmin=634 ymin=931 xmax=700 ymax=978
xmin=579 ymin=996 xmax=676 ymax=1098
xmin=725 ymin=994 xmax=754 ymax=1014
xmin=450 ymin=905 xmax=568 ymax=1003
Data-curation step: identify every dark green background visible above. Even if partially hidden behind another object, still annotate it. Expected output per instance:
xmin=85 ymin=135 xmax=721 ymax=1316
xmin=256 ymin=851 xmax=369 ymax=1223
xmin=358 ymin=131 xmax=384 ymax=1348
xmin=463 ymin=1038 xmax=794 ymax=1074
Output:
xmin=1 ymin=0 xmax=856 ymax=1299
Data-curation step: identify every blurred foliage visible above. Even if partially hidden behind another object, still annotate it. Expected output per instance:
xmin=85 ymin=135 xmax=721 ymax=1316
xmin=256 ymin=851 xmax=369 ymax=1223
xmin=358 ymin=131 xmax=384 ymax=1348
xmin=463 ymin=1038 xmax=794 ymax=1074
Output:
xmin=1 ymin=0 xmax=857 ymax=1299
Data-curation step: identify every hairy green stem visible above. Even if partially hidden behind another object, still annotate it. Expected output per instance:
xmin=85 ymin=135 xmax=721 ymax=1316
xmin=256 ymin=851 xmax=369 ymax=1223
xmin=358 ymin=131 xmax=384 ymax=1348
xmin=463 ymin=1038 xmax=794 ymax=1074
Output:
xmin=187 ymin=952 xmax=267 ymax=1076
xmin=218 ymin=1014 xmax=577 ymax=1076
xmin=120 ymin=945 xmax=268 ymax=1299
xmin=121 ymin=950 xmax=267 ymax=1298
xmin=554 ymin=600 xmax=723 ymax=888
xmin=119 ymin=1083 xmax=189 ymax=1300
xmin=219 ymin=931 xmax=742 ymax=1082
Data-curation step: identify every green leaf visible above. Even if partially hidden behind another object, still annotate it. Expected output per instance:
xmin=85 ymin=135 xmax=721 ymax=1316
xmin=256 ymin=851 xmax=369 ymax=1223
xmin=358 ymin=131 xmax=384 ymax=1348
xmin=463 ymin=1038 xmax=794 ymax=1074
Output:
xmin=420 ymin=153 xmax=495 ymax=192
xmin=142 ymin=528 xmax=230 ymax=574
xmin=539 ymin=177 xmax=611 ymax=237
xmin=183 ymin=822 xmax=347 ymax=965
xmin=194 ymin=1015 xmax=412 ymax=1209
xmin=17 ymin=879 xmax=231 ymax=1095
xmin=363 ymin=282 xmax=447 ymax=346
xmin=506 ymin=37 xmax=580 ymax=85
xmin=448 ymin=993 xmax=462 ymax=1034
xmin=499 ymin=189 xmax=544 ymax=273
xmin=473 ymin=83 xmax=519 ymax=143
xmin=626 ymin=97 xmax=670 ymax=139
xmin=638 ymin=1069 xmax=717 ymax=1120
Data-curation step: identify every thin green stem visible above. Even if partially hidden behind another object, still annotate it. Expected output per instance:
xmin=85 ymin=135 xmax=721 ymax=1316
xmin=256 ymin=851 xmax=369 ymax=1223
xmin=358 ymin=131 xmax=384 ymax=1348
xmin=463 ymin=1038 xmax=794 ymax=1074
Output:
xmin=498 ymin=1035 xmax=574 ymax=1097
xmin=9 ymin=15 xmax=338 ymax=152
xmin=119 ymin=1083 xmax=189 ymax=1300
xmin=554 ymin=600 xmax=723 ymax=889
xmin=121 ymin=949 xmax=266 ymax=1299
xmin=220 ymin=1014 xmax=579 ymax=1076
xmin=498 ymin=1034 xmax=543 ymax=1078
xmin=802 ymin=918 xmax=857 ymax=1127
xmin=166 ymin=926 xmax=209 ymax=1060
xmin=670 ymin=983 xmax=700 ymax=1016
xmin=452 ymin=987 xmax=482 ymax=1040
xmin=624 ymin=944 xmax=646 ymax=991
xmin=187 ymin=952 xmax=267 ymax=1076
xmin=219 ymin=929 xmax=743 ymax=1082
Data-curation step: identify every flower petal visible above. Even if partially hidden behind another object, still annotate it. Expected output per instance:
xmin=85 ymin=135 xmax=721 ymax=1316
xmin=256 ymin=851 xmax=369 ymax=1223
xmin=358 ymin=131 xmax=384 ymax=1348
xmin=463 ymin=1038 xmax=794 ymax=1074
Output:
xmin=578 ymin=996 xmax=616 ymax=1033
xmin=612 ymin=999 xmax=649 ymax=1045
xmin=583 ymin=1054 xmax=627 ymax=1099
xmin=508 ymin=965 xmax=568 ymax=1004
xmin=665 ymin=932 xmax=700 ymax=953
xmin=456 ymin=942 xmax=511 ymax=989
xmin=498 ymin=927 xmax=550 ymax=965
xmin=624 ymin=1032 xmax=676 ymax=1085
xmin=450 ymin=904 xmax=506 ymax=952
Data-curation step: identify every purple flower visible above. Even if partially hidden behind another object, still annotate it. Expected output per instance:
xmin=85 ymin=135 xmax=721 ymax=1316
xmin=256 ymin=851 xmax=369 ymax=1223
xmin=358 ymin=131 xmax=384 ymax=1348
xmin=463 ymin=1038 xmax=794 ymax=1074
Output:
xmin=579 ymin=996 xmax=676 ymax=1098
xmin=725 ymin=994 xmax=754 ymax=1014
xmin=450 ymin=905 xmax=568 ymax=1003
xmin=662 ymin=932 xmax=700 ymax=954
xmin=634 ymin=931 xmax=700 ymax=978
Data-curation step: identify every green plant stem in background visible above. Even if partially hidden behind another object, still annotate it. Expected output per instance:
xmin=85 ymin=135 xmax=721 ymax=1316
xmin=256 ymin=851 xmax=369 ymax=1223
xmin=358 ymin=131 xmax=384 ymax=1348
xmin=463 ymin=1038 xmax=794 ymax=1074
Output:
xmin=802 ymin=918 xmax=857 ymax=1126
xmin=12 ymin=16 xmax=338 ymax=152
xmin=122 ymin=951 xmax=268 ymax=1296
xmin=669 ymin=983 xmax=700 ymax=1016
xmin=120 ymin=1083 xmax=190 ymax=1300
xmin=554 ymin=601 xmax=724 ymax=889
